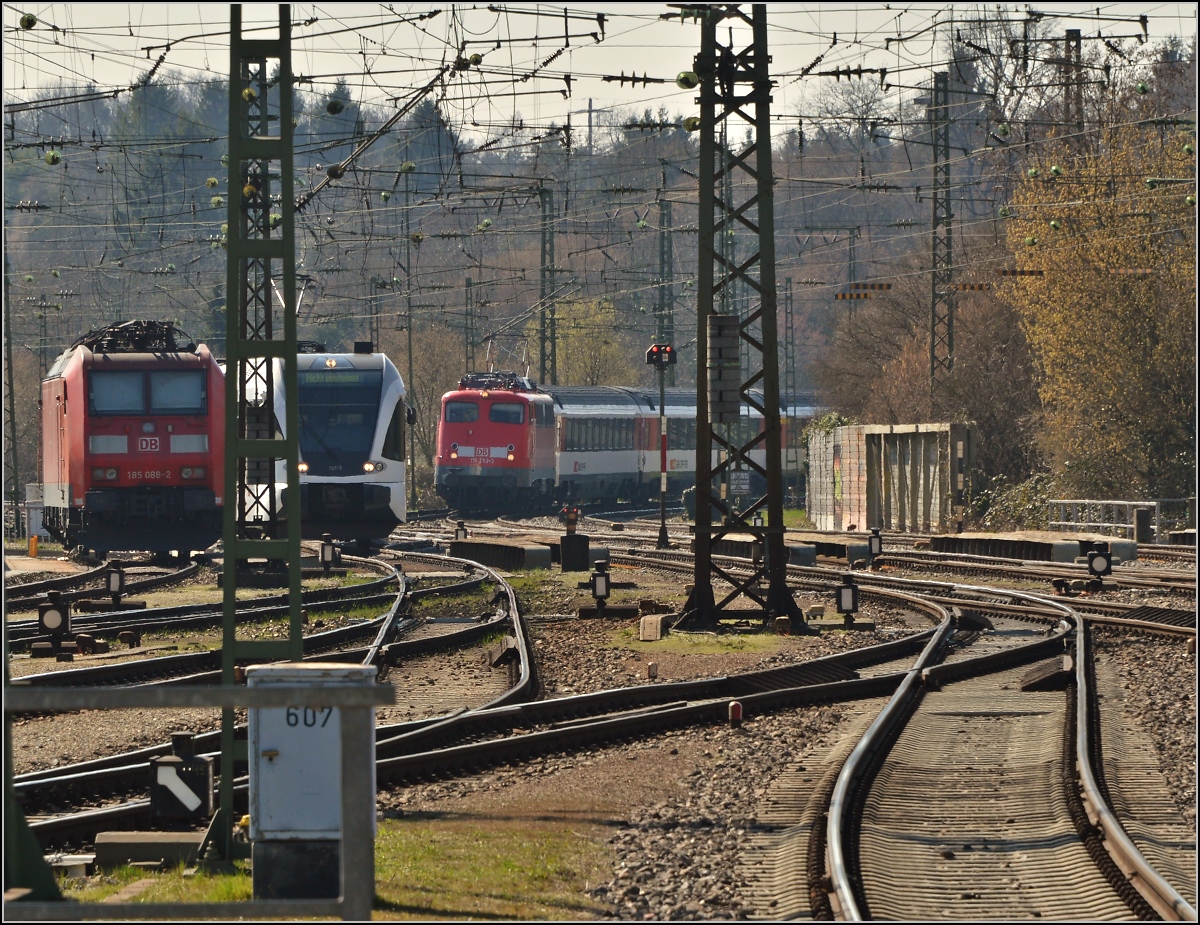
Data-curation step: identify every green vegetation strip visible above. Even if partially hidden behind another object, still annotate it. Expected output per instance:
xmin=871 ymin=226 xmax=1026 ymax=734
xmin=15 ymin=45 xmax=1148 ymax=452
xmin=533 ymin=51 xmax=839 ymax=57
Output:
xmin=55 ymin=819 xmax=610 ymax=920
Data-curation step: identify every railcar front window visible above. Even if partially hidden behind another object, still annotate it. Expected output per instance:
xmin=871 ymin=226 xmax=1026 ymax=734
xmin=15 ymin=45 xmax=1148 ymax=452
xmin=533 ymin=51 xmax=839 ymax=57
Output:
xmin=445 ymin=401 xmax=479 ymax=423
xmin=488 ymin=403 xmax=525 ymax=425
xmin=89 ymin=371 xmax=145 ymax=415
xmin=297 ymin=369 xmax=383 ymax=468
xmin=150 ymin=370 xmax=206 ymax=414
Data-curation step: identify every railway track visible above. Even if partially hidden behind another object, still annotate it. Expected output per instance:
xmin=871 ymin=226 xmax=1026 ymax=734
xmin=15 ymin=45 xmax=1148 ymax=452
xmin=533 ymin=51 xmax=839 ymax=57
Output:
xmin=3 ymin=559 xmax=201 ymax=612
xmin=14 ymin=549 xmax=534 ymax=848
xmin=873 ymin=549 xmax=1195 ymax=593
xmin=820 ymin=592 xmax=1196 ymax=921
xmin=14 ymin=538 xmax=1193 ymax=915
xmin=611 ymin=546 xmax=1196 ymax=639
xmin=5 ymin=556 xmax=400 ymax=651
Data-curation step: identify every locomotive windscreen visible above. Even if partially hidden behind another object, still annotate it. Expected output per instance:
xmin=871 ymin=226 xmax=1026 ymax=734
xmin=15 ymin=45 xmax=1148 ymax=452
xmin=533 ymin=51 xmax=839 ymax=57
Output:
xmin=297 ymin=369 xmax=383 ymax=469
xmin=89 ymin=371 xmax=145 ymax=414
xmin=150 ymin=371 xmax=206 ymax=414
xmin=89 ymin=369 xmax=207 ymax=416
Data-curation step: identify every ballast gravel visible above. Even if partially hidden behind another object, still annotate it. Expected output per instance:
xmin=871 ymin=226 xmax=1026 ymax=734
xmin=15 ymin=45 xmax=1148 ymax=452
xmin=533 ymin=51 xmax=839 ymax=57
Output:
xmin=1094 ymin=628 xmax=1196 ymax=827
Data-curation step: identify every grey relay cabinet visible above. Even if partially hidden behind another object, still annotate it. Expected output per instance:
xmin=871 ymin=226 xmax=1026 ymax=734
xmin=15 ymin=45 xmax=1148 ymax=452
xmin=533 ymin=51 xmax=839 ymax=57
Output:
xmin=247 ymin=663 xmax=377 ymax=899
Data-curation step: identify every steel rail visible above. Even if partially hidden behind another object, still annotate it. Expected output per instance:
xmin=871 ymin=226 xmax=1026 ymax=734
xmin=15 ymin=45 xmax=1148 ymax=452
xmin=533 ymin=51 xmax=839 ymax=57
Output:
xmin=825 ymin=584 xmax=1079 ymax=920
xmin=13 ymin=571 xmax=405 ymax=690
xmin=4 ymin=561 xmax=201 ymax=612
xmin=2 ymin=558 xmax=119 ymax=599
xmin=1075 ymin=619 xmax=1198 ymax=921
xmin=825 ymin=605 xmax=956 ymax=921
xmin=7 ymin=565 xmax=400 ymax=647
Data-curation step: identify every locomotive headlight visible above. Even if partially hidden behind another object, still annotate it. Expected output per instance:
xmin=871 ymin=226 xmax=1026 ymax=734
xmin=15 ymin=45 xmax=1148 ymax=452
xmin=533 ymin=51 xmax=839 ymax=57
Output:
xmin=182 ymin=468 xmax=193 ymax=479
xmin=450 ymin=452 xmax=458 ymax=460
xmin=507 ymin=453 xmax=515 ymax=461
xmin=363 ymin=461 xmax=385 ymax=473
xmin=141 ymin=422 xmax=156 ymax=434
xmin=106 ymin=468 xmax=118 ymax=480
xmin=191 ymin=466 xmax=205 ymax=479
xmin=507 ymin=444 xmax=514 ymax=452
xmin=325 ymin=358 xmax=337 ymax=368
xmin=298 ymin=461 xmax=309 ymax=473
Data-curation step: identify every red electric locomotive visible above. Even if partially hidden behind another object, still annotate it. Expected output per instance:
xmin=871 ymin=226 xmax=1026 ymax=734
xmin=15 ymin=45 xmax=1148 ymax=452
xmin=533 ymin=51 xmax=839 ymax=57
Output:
xmin=41 ymin=320 xmax=225 ymax=558
xmin=435 ymin=371 xmax=556 ymax=512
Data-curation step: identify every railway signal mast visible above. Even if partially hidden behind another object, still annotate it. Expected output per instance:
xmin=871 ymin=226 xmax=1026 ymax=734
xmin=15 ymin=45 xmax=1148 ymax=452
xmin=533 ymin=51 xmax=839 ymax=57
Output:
xmin=680 ymin=3 xmax=800 ymax=627
xmin=646 ymin=343 xmax=676 ymax=548
xmin=207 ymin=3 xmax=304 ymax=863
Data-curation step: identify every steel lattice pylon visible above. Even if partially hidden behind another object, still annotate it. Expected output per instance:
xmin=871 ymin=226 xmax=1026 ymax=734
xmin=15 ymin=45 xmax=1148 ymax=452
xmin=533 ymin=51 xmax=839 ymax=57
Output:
xmin=538 ymin=185 xmax=557 ymax=386
xmin=929 ymin=70 xmax=954 ymax=395
xmin=204 ymin=3 xmax=303 ymax=863
xmin=683 ymin=3 xmax=800 ymax=626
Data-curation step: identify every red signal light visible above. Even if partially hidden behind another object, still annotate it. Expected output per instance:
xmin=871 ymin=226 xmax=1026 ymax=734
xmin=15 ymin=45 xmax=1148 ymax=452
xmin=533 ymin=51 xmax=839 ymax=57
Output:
xmin=645 ymin=343 xmax=676 ymax=367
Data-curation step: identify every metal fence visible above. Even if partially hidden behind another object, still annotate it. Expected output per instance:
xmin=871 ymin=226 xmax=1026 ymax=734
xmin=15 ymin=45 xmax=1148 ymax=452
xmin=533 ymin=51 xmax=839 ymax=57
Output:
xmin=1048 ymin=499 xmax=1160 ymax=543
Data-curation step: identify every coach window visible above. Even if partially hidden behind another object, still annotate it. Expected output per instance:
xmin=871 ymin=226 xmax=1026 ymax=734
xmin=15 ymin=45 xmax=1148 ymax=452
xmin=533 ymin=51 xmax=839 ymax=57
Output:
xmin=89 ymin=370 xmax=145 ymax=415
xmin=150 ymin=370 xmax=206 ymax=415
xmin=382 ymin=404 xmax=405 ymax=461
xmin=445 ymin=401 xmax=479 ymax=423
xmin=489 ymin=403 xmax=525 ymax=425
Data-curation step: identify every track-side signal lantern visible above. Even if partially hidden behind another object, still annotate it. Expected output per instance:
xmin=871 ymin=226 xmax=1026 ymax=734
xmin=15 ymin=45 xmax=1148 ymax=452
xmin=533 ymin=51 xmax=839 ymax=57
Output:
xmin=645 ymin=343 xmax=676 ymax=368
xmin=1087 ymin=547 xmax=1113 ymax=578
xmin=321 ymin=534 xmax=336 ymax=575
xmin=836 ymin=574 xmax=859 ymax=617
xmin=108 ymin=565 xmax=126 ymax=606
xmin=39 ymin=591 xmax=71 ymax=640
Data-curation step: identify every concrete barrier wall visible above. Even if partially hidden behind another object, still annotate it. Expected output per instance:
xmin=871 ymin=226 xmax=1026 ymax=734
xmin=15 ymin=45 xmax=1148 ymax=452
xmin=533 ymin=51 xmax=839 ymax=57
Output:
xmin=808 ymin=423 xmax=975 ymax=533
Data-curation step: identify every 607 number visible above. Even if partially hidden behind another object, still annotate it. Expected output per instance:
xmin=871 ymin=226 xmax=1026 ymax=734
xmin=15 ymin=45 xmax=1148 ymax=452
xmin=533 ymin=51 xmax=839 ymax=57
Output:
xmin=285 ymin=707 xmax=333 ymax=728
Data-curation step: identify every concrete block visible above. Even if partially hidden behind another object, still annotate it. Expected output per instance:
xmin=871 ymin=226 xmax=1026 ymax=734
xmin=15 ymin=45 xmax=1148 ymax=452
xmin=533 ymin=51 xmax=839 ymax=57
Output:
xmin=844 ymin=542 xmax=870 ymax=564
xmin=30 ymin=642 xmax=55 ymax=658
xmin=449 ymin=540 xmax=551 ymax=572
xmin=94 ymin=831 xmax=205 ymax=869
xmin=46 ymin=854 xmax=94 ymax=879
xmin=1107 ymin=539 xmax=1137 ymax=563
xmin=639 ymin=614 xmax=668 ymax=641
xmin=1051 ymin=541 xmax=1080 ymax=563
xmin=787 ymin=544 xmax=816 ymax=567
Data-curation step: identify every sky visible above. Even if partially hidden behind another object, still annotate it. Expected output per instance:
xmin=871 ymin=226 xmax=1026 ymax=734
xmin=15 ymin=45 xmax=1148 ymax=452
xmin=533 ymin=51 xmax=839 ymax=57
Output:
xmin=4 ymin=2 xmax=1196 ymax=142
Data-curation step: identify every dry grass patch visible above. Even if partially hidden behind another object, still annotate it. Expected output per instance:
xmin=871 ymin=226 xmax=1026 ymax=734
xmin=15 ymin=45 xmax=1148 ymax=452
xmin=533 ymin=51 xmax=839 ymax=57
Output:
xmin=374 ymin=817 xmax=609 ymax=920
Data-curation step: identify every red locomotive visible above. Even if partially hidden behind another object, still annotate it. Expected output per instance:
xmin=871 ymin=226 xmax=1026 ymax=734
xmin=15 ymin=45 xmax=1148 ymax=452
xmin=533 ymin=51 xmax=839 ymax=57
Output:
xmin=435 ymin=371 xmax=557 ymax=512
xmin=41 ymin=320 xmax=225 ymax=558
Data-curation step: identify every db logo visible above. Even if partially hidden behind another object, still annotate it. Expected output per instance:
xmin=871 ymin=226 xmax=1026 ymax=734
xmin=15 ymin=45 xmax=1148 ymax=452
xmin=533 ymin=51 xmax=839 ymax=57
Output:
xmin=138 ymin=437 xmax=160 ymax=452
